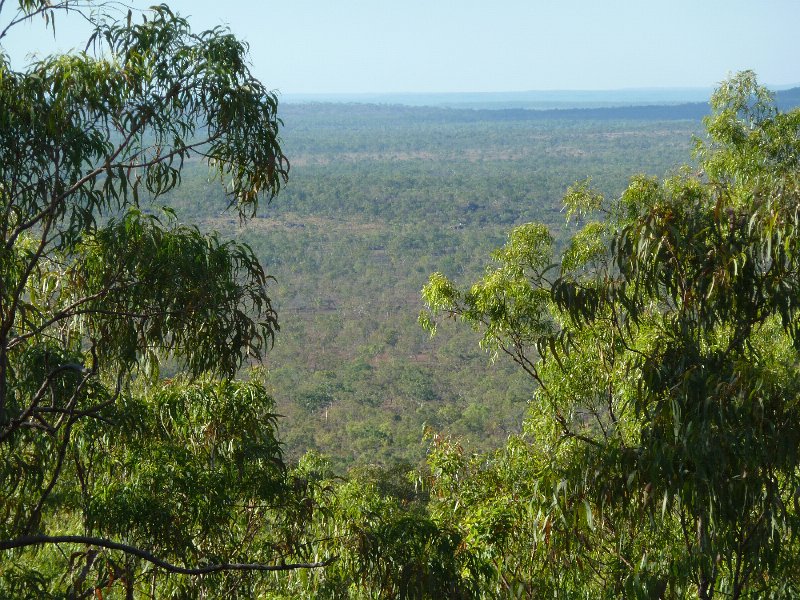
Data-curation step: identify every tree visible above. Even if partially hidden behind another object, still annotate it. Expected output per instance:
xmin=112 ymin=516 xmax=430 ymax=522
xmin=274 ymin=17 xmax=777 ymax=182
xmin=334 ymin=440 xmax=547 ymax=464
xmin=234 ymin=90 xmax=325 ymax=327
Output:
xmin=0 ymin=1 xmax=330 ymax=596
xmin=262 ymin=452 xmax=486 ymax=600
xmin=422 ymin=72 xmax=800 ymax=598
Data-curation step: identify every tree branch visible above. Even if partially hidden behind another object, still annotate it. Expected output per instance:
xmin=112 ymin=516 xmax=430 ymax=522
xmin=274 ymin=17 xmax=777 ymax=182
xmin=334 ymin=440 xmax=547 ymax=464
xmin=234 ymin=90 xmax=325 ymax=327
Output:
xmin=0 ymin=361 xmax=90 ymax=443
xmin=0 ymin=535 xmax=336 ymax=574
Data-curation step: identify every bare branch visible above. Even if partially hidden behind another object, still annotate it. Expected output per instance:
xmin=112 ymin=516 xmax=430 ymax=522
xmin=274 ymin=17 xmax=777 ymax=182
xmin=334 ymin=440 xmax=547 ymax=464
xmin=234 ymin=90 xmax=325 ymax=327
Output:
xmin=0 ymin=361 xmax=90 ymax=443
xmin=0 ymin=536 xmax=336 ymax=574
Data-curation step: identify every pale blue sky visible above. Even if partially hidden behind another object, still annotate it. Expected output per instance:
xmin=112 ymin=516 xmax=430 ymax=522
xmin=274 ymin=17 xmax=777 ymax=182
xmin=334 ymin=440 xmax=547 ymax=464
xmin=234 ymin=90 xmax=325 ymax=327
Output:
xmin=2 ymin=0 xmax=798 ymax=94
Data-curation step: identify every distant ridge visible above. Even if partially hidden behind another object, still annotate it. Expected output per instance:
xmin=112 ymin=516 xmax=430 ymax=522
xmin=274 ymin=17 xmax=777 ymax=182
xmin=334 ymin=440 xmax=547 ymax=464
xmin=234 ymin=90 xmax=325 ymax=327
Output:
xmin=282 ymin=87 xmax=800 ymax=122
xmin=463 ymin=86 xmax=799 ymax=121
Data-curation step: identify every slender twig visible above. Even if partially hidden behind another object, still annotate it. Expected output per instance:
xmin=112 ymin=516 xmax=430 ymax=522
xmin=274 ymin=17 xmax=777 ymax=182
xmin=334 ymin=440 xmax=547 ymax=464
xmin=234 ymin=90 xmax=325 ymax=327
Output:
xmin=0 ymin=4 xmax=62 ymax=41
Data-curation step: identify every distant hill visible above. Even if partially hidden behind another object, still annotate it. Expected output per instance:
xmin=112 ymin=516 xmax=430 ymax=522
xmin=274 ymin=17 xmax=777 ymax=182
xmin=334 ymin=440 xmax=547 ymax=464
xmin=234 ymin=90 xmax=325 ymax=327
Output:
xmin=282 ymin=88 xmax=716 ymax=110
xmin=283 ymin=87 xmax=800 ymax=123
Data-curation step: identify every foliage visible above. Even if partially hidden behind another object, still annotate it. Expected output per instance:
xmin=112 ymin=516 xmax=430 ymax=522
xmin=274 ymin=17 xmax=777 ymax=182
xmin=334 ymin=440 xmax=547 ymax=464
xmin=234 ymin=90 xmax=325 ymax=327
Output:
xmin=224 ymin=106 xmax=699 ymax=470
xmin=263 ymin=452 xmax=488 ymax=599
xmin=0 ymin=1 xmax=330 ymax=596
xmin=151 ymin=85 xmax=704 ymax=469
xmin=422 ymin=72 xmax=800 ymax=598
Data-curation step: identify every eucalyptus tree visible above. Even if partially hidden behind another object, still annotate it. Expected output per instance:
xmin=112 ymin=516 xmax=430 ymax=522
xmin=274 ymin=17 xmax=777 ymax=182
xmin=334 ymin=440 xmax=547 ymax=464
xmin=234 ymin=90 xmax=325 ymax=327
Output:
xmin=0 ymin=1 xmax=332 ymax=596
xmin=422 ymin=72 xmax=800 ymax=598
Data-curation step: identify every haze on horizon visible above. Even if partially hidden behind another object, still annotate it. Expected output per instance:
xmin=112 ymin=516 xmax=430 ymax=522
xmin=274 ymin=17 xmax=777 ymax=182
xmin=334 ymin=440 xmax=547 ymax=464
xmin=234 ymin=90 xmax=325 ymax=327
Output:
xmin=2 ymin=0 xmax=798 ymax=95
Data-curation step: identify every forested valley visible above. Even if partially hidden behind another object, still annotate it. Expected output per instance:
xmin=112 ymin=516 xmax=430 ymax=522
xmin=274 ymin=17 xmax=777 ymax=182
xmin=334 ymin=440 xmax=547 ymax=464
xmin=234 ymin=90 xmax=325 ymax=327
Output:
xmin=3 ymin=2 xmax=800 ymax=598
xmin=174 ymin=104 xmax=702 ymax=470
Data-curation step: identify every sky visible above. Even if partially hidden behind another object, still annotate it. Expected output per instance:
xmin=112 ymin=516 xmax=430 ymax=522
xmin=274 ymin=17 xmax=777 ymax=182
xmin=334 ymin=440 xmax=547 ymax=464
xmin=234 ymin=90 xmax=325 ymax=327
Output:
xmin=1 ymin=0 xmax=798 ymax=95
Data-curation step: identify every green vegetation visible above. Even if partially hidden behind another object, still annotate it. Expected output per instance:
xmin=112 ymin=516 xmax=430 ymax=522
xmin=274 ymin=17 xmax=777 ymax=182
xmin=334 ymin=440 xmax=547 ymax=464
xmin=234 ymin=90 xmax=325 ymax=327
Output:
xmin=3 ymin=2 xmax=800 ymax=598
xmin=417 ymin=71 xmax=800 ymax=598
xmin=259 ymin=71 xmax=800 ymax=600
xmin=183 ymin=107 xmax=699 ymax=470
xmin=0 ymin=2 xmax=328 ymax=597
